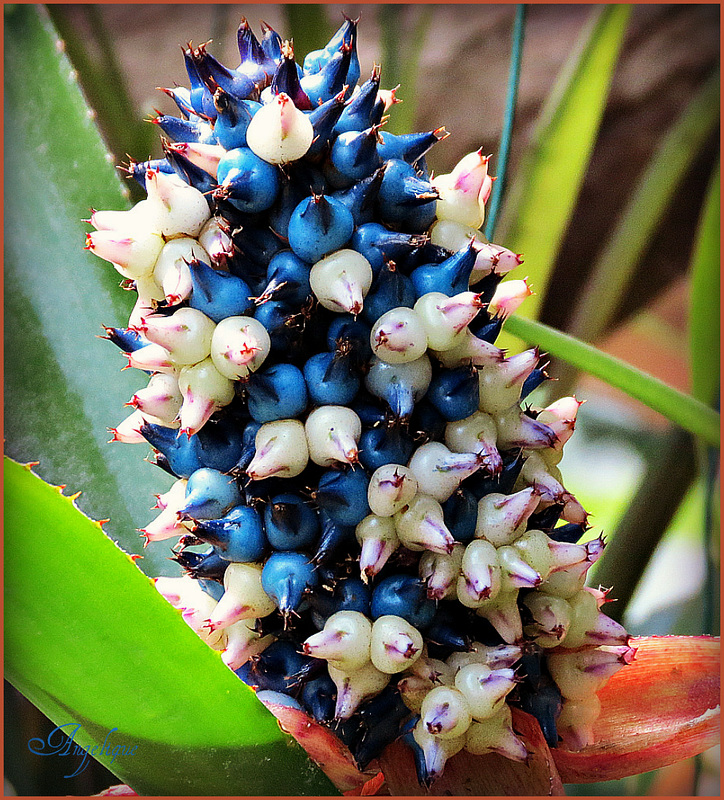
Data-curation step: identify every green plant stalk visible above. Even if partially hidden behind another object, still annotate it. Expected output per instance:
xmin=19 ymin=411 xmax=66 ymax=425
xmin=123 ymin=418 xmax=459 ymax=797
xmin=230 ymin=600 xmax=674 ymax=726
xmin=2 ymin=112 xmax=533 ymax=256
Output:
xmin=485 ymin=4 xmax=527 ymax=242
xmin=561 ymin=71 xmax=720 ymax=386
xmin=689 ymin=161 xmax=720 ymax=407
xmin=496 ymin=4 xmax=631 ymax=317
xmin=505 ymin=315 xmax=720 ymax=446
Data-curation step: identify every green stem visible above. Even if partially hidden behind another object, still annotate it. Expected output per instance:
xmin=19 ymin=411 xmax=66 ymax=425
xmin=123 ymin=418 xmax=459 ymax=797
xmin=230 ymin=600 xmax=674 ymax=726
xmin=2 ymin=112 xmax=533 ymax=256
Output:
xmin=505 ymin=315 xmax=720 ymax=446
xmin=485 ymin=4 xmax=527 ymax=242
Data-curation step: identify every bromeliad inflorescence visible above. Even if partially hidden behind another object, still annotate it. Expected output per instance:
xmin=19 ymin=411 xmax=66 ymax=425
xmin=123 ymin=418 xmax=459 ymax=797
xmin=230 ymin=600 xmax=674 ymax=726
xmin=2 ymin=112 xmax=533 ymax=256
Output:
xmin=87 ymin=15 xmax=634 ymax=788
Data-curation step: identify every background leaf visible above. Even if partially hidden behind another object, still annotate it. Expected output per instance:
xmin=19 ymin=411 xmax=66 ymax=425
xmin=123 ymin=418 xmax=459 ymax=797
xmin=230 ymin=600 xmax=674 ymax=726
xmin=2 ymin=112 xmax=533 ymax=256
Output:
xmin=496 ymin=4 xmax=631 ymax=319
xmin=4 ymin=4 xmax=173 ymax=575
xmin=4 ymin=458 xmax=336 ymax=796
xmin=689 ymin=162 xmax=720 ymax=407
xmin=556 ymin=71 xmax=720 ymax=394
xmin=504 ymin=315 xmax=720 ymax=446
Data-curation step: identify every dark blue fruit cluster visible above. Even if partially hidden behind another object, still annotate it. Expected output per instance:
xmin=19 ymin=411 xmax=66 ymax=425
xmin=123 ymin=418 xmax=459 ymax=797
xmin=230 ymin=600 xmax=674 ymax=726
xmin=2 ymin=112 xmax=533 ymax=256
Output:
xmin=89 ymin=15 xmax=632 ymax=788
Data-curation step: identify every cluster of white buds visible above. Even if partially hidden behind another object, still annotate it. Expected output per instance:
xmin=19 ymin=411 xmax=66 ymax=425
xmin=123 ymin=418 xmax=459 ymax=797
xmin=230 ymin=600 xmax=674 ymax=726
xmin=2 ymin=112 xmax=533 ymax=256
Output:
xmin=87 ymin=14 xmax=632 ymax=787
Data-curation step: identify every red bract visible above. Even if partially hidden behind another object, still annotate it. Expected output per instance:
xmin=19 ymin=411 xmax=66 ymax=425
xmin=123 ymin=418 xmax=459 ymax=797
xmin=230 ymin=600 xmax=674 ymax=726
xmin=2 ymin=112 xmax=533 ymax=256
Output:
xmin=265 ymin=635 xmax=719 ymax=796
xmin=552 ymin=635 xmax=720 ymax=784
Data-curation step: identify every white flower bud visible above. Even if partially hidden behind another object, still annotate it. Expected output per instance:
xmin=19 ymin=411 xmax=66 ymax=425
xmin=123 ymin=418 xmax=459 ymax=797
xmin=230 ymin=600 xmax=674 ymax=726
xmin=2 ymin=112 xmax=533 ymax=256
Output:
xmin=356 ymin=514 xmax=399 ymax=582
xmin=475 ymin=488 xmax=540 ymax=546
xmin=367 ymin=464 xmax=418 ymax=517
xmin=246 ymin=93 xmax=314 ymax=164
xmin=129 ymin=372 xmax=183 ymax=424
xmin=370 ymin=307 xmax=428 ymax=364
xmin=419 ymin=544 xmax=465 ymax=600
xmin=454 ymin=663 xmax=516 ymax=720
xmin=137 ymin=307 xmax=216 ymax=366
xmin=305 ymin=405 xmax=361 ymax=467
xmin=155 ymin=575 xmax=224 ymax=648
xmin=408 ymin=441 xmax=483 ymax=503
xmin=370 ymin=615 xmax=424 ymax=674
xmin=85 ymin=228 xmax=164 ymax=280
xmin=303 ymin=610 xmax=372 ymax=671
xmin=246 ymin=419 xmax=309 ymax=480
xmin=394 ymin=494 xmax=456 ymax=555
xmin=310 ymin=250 xmax=373 ymax=315
xmin=457 ymin=540 xmax=501 ymax=606
xmin=444 ymin=411 xmax=502 ymax=476
xmin=222 ymin=620 xmax=274 ymax=670
xmin=145 ymin=169 xmax=211 ymax=238
xmin=464 ymin=705 xmax=527 ymax=761
xmin=207 ymin=563 xmax=276 ymax=631
xmin=475 ymin=589 xmax=523 ymax=644
xmin=177 ymin=357 xmax=235 ymax=436
xmin=414 ymin=292 xmax=484 ymax=351
xmin=210 ymin=315 xmax=271 ymax=380
xmin=421 ymin=685 xmax=473 ymax=739
xmin=328 ymin=661 xmax=390 ymax=720
xmin=153 ymin=237 xmax=209 ymax=305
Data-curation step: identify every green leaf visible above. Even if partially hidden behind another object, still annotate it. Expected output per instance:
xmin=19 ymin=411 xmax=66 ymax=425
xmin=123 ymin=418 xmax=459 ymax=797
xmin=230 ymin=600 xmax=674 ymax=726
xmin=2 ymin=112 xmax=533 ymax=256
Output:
xmin=504 ymin=315 xmax=720 ymax=447
xmin=566 ymin=72 xmax=720 ymax=348
xmin=4 ymin=458 xmax=336 ymax=796
xmin=689 ymin=161 xmax=720 ymax=407
xmin=4 ymin=4 xmax=171 ymax=575
xmin=496 ymin=5 xmax=631 ymax=318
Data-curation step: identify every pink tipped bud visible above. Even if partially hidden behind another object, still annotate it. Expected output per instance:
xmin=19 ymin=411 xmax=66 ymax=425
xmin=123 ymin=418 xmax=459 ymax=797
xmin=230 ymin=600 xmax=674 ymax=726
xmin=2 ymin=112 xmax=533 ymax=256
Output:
xmin=413 ymin=720 xmax=467 ymax=782
xmin=85 ymin=229 xmax=164 ymax=279
xmin=178 ymin=358 xmax=235 ymax=437
xmin=487 ymin=278 xmax=534 ymax=319
xmin=140 ymin=487 xmax=193 ymax=544
xmin=206 ymin=563 xmax=276 ymax=632
xmin=433 ymin=329 xmax=506 ymax=369
xmin=154 ymin=575 xmax=224 ymax=647
xmin=464 ymin=706 xmax=528 ymax=762
xmin=478 ymin=348 xmax=541 ymax=414
xmin=562 ymin=495 xmax=590 ymax=526
xmin=475 ymin=487 xmax=541 ymax=546
xmin=395 ymin=495 xmax=456 ymax=555
xmin=537 ymin=396 xmax=584 ymax=450
xmin=125 ymin=343 xmax=176 ymax=375
xmin=470 ymin=241 xmax=523 ymax=281
xmin=497 ymin=546 xmax=543 ymax=589
xmin=198 ymin=218 xmax=233 ymax=269
xmin=580 ymin=612 xmax=631 ymax=647
xmin=246 ymin=420 xmax=309 ymax=480
xmin=130 ymin=372 xmax=183 ymax=424
xmin=167 ymin=142 xmax=224 ymax=179
xmin=109 ymin=409 xmax=169 ymax=444
xmin=136 ymin=307 xmax=215 ymax=366
xmin=419 ymin=544 xmax=465 ymax=600
xmin=378 ymin=85 xmax=402 ymax=111
xmin=222 ymin=620 xmax=274 ymax=671
xmin=329 ymin=662 xmax=391 ymax=719
xmin=495 ymin=409 xmax=558 ymax=450
xmin=437 ymin=292 xmax=485 ymax=333
xmin=408 ymin=441 xmax=483 ymax=503
xmin=458 ymin=540 xmax=501 ymax=605
xmin=478 ymin=172 xmax=496 ymax=206
xmin=475 ymin=590 xmax=523 ymax=645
